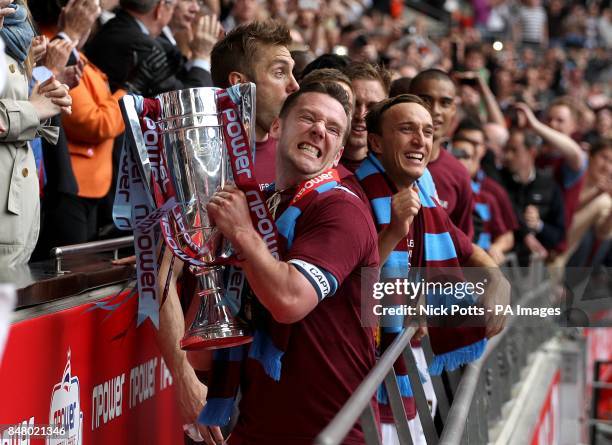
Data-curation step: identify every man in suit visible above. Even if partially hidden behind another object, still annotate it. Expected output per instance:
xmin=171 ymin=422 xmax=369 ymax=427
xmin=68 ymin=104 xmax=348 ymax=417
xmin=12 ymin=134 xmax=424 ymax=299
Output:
xmin=86 ymin=0 xmax=212 ymax=96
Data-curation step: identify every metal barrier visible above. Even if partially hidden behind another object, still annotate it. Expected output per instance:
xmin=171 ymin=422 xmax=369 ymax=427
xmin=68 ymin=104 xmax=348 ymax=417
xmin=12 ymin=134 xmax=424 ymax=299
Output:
xmin=51 ymin=236 xmax=134 ymax=273
xmin=316 ymin=257 xmax=561 ymax=445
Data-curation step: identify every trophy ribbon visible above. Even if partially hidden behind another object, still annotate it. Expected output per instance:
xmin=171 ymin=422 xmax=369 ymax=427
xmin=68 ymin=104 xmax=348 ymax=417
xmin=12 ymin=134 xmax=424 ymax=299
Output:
xmin=216 ymin=90 xmax=281 ymax=260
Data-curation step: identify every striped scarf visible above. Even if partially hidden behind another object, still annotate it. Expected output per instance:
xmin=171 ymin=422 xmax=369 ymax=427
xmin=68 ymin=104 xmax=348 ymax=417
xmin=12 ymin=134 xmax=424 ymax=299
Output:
xmin=472 ymin=180 xmax=492 ymax=250
xmin=356 ymin=153 xmax=487 ymax=416
xmin=199 ymin=170 xmax=345 ymax=426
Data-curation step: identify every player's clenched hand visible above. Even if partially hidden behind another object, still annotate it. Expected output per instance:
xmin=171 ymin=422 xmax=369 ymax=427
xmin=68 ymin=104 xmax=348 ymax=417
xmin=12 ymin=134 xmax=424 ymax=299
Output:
xmin=207 ymin=184 xmax=255 ymax=247
xmin=388 ymin=185 xmax=421 ymax=237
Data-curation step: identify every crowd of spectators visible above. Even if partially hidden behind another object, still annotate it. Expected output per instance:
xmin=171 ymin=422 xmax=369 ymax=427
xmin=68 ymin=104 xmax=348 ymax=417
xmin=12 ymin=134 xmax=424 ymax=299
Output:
xmin=0 ymin=0 xmax=609 ymax=270
xmin=0 ymin=0 xmax=612 ymax=265
xmin=0 ymin=0 xmax=608 ymax=443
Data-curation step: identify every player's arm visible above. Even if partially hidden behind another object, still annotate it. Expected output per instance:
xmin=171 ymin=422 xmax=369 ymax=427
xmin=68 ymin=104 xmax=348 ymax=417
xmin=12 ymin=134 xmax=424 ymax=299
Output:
xmin=156 ymin=249 xmax=222 ymax=443
xmin=207 ymin=186 xmax=319 ymax=324
xmin=464 ymin=241 xmax=510 ymax=338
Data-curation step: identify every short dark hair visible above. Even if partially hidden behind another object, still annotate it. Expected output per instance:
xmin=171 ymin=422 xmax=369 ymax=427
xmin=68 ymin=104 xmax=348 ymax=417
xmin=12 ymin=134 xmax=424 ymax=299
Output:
xmin=456 ymin=118 xmax=483 ymax=135
xmin=365 ymin=94 xmax=430 ymax=136
xmin=299 ymin=68 xmax=353 ymax=95
xmin=590 ymin=138 xmax=612 ymax=158
xmin=408 ymin=69 xmax=455 ymax=95
xmin=389 ymin=77 xmax=413 ymax=98
xmin=344 ymin=61 xmax=391 ymax=94
xmin=452 ymin=134 xmax=476 ymax=147
xmin=465 ymin=43 xmax=483 ymax=56
xmin=279 ymin=82 xmax=352 ymax=143
xmin=301 ymin=53 xmax=351 ymax=79
xmin=120 ymin=0 xmax=159 ymax=13
xmin=211 ymin=21 xmax=292 ymax=88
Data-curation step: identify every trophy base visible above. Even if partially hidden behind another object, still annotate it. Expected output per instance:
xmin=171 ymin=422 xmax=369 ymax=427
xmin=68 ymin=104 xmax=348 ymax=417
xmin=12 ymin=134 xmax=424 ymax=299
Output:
xmin=180 ymin=325 xmax=253 ymax=351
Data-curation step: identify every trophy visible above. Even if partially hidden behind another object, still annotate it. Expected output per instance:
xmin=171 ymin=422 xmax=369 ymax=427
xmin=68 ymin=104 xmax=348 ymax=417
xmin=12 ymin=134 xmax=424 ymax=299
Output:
xmin=120 ymin=85 xmax=256 ymax=351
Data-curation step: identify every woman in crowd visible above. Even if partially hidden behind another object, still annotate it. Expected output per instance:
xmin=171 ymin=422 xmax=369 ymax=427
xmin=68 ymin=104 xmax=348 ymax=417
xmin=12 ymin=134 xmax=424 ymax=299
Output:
xmin=0 ymin=0 xmax=71 ymax=267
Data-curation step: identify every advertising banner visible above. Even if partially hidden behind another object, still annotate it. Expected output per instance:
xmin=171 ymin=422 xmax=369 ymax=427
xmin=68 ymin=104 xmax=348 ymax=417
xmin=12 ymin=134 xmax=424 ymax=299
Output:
xmin=0 ymin=290 xmax=183 ymax=444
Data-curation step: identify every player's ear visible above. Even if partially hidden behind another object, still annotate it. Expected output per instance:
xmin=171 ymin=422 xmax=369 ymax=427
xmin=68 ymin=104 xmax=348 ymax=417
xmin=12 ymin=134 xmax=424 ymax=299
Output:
xmin=269 ymin=117 xmax=282 ymax=139
xmin=228 ymin=71 xmax=248 ymax=86
xmin=332 ymin=146 xmax=344 ymax=167
xmin=368 ymin=133 xmax=383 ymax=155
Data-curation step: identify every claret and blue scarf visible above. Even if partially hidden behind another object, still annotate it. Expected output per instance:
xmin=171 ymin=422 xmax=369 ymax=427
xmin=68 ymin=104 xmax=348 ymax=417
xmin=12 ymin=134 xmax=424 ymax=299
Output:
xmin=356 ymin=153 xmax=487 ymax=418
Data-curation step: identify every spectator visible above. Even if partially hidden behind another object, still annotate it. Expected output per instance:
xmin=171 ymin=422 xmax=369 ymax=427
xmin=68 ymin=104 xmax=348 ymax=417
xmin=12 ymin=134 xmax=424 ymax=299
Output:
xmin=482 ymin=122 xmax=508 ymax=176
xmin=160 ymin=4 xmax=221 ymax=87
xmin=520 ymin=99 xmax=588 ymax=252
xmin=0 ymin=0 xmax=72 ymax=267
xmin=222 ymin=0 xmax=260 ymax=32
xmin=85 ymin=0 xmax=208 ymax=96
xmin=518 ymin=0 xmax=548 ymax=50
xmin=57 ymin=3 xmax=126 ymax=246
xmin=585 ymin=106 xmax=612 ymax=148
xmin=557 ymin=139 xmax=612 ymax=269
xmin=501 ymin=128 xmax=565 ymax=265
xmin=452 ymin=134 xmax=513 ymax=264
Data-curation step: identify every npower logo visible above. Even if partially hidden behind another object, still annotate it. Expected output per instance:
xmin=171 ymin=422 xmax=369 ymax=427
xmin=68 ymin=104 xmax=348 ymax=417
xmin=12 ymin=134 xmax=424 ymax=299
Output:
xmin=47 ymin=350 xmax=83 ymax=445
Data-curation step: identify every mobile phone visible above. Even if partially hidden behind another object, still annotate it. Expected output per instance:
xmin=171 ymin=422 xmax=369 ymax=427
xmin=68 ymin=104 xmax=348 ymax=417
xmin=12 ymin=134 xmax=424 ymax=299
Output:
xmin=459 ymin=76 xmax=479 ymax=87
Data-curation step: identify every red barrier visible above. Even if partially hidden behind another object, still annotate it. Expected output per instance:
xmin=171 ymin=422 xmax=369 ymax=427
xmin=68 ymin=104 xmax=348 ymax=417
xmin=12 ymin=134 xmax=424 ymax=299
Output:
xmin=0 ymin=290 xmax=184 ymax=444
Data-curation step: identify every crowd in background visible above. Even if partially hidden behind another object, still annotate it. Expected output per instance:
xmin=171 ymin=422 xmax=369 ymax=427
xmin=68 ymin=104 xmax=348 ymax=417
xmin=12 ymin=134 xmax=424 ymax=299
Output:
xmin=0 ymin=0 xmax=610 ymax=272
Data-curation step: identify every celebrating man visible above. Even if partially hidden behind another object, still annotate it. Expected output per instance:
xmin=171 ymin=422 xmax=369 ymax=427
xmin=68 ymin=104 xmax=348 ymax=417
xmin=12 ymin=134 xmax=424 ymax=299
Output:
xmin=356 ymin=94 xmax=509 ymax=444
xmin=200 ymin=82 xmax=379 ymax=443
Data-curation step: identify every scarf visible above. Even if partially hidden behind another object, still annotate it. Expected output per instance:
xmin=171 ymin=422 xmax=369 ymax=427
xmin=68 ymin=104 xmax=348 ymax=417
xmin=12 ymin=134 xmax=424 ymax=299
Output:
xmin=356 ymin=153 xmax=487 ymax=418
xmin=472 ymin=180 xmax=492 ymax=250
xmin=199 ymin=169 xmax=344 ymax=426
xmin=0 ymin=4 xmax=34 ymax=64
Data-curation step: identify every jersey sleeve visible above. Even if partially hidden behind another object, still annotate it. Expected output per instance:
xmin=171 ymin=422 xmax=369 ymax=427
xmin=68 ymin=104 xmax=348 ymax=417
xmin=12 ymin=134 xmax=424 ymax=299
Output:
xmin=285 ymin=191 xmax=378 ymax=292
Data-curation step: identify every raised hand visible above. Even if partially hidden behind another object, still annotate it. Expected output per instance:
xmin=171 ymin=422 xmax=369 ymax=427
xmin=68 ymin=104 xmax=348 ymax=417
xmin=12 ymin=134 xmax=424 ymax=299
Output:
xmin=0 ymin=0 xmax=15 ymax=30
xmin=524 ymin=205 xmax=542 ymax=232
xmin=44 ymin=38 xmax=76 ymax=76
xmin=388 ymin=185 xmax=421 ymax=237
xmin=514 ymin=102 xmax=539 ymax=129
xmin=190 ymin=14 xmax=222 ymax=61
xmin=125 ymin=44 xmax=173 ymax=95
xmin=56 ymin=58 xmax=84 ymax=89
xmin=30 ymin=35 xmax=48 ymax=64
xmin=59 ymin=0 xmax=101 ymax=46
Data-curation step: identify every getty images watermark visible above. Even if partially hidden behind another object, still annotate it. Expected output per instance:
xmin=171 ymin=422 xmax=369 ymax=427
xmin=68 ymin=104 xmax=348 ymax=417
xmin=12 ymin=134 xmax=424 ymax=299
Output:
xmin=359 ymin=266 xmax=612 ymax=328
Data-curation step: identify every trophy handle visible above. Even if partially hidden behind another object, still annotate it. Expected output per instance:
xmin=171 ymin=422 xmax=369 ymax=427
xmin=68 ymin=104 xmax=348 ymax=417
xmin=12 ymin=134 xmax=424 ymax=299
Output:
xmin=180 ymin=266 xmax=253 ymax=351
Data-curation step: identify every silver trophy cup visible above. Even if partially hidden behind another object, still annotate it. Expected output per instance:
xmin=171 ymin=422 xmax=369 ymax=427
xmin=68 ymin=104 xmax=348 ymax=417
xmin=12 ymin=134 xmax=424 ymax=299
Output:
xmin=155 ymin=86 xmax=256 ymax=350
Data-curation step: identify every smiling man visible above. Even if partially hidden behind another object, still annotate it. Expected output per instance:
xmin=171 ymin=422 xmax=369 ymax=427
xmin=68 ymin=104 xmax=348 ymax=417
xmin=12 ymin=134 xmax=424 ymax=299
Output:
xmin=356 ymin=94 xmax=509 ymax=444
xmin=408 ymin=69 xmax=475 ymax=239
xmin=203 ymin=82 xmax=379 ymax=444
